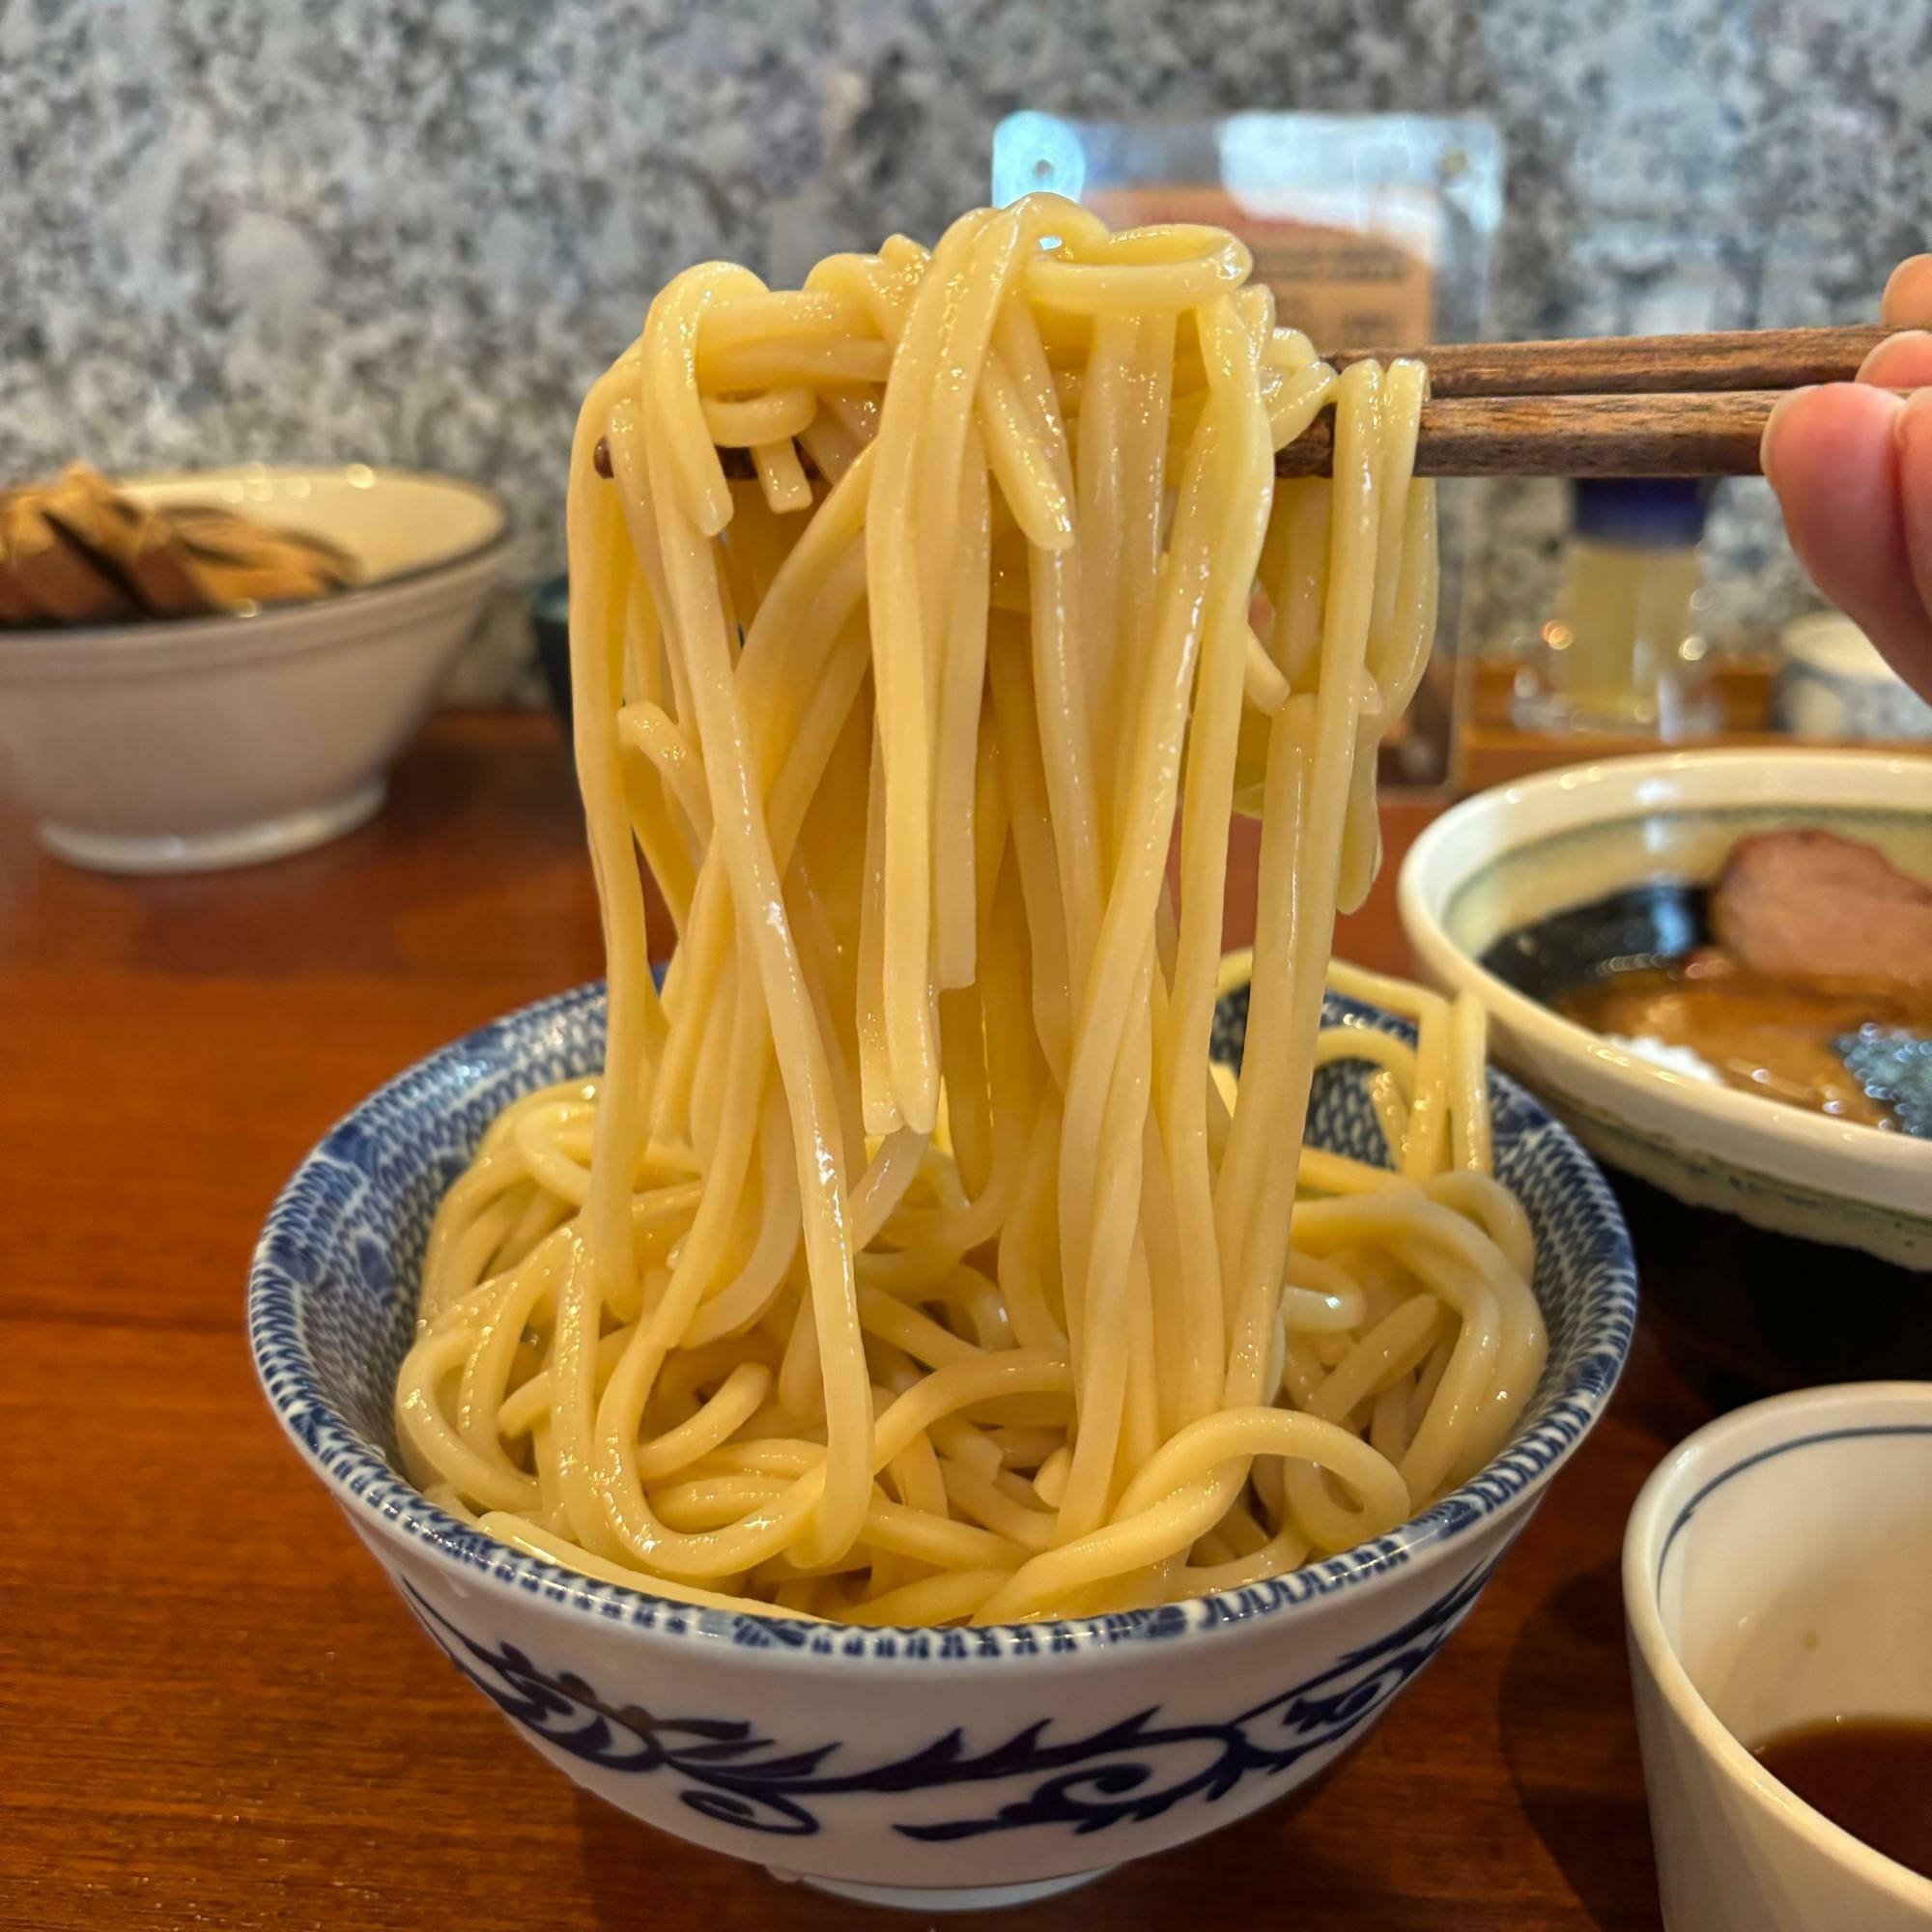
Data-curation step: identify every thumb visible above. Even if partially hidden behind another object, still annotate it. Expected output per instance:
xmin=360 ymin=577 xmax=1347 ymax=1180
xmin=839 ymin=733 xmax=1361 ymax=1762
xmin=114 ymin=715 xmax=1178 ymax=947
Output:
xmin=1762 ymin=383 xmax=1932 ymax=701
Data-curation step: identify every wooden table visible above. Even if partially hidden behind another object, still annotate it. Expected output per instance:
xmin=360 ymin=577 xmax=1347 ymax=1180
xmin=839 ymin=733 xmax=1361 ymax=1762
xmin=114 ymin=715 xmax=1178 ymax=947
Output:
xmin=1455 ymin=657 xmax=1930 ymax=790
xmin=2 ymin=711 xmax=1717 ymax=1931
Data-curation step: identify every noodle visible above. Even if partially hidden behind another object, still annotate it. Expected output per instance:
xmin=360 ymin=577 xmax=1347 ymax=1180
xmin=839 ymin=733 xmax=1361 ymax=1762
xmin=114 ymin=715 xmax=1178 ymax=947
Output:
xmin=396 ymin=198 xmax=1548 ymax=1625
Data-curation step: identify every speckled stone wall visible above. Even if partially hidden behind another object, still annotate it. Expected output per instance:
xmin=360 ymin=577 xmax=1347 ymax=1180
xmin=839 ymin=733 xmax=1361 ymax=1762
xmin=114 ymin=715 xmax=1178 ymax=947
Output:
xmin=6 ymin=0 xmax=1929 ymax=697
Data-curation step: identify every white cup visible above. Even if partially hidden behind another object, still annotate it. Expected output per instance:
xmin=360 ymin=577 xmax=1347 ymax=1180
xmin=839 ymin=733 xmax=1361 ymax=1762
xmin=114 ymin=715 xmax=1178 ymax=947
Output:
xmin=1623 ymin=1382 xmax=1932 ymax=1931
xmin=1775 ymin=611 xmax=1932 ymax=741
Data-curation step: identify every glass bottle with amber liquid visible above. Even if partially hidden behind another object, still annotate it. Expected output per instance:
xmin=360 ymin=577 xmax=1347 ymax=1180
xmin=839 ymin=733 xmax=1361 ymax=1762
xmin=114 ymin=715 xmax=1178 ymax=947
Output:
xmin=1518 ymin=478 xmax=1719 ymax=736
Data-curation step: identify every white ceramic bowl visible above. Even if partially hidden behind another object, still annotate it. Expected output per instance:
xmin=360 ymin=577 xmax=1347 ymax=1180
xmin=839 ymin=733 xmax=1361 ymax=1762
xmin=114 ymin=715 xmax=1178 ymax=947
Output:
xmin=1400 ymin=749 xmax=1932 ymax=1268
xmin=1776 ymin=611 xmax=1932 ymax=742
xmin=0 ymin=464 xmax=511 ymax=872
xmin=1624 ymin=1381 xmax=1932 ymax=1930
xmin=249 ymin=981 xmax=1636 ymax=1913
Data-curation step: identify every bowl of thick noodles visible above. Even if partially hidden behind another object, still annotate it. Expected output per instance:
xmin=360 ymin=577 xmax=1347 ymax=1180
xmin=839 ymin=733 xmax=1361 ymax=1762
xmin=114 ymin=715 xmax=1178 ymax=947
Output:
xmin=249 ymin=973 xmax=1634 ymax=1910
xmin=252 ymin=198 xmax=1635 ymax=1908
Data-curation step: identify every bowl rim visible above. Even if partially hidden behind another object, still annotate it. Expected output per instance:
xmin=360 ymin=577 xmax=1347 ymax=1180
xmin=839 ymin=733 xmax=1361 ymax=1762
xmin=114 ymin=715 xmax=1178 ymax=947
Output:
xmin=1398 ymin=747 xmax=1932 ymax=1214
xmin=247 ymin=980 xmax=1637 ymax=1665
xmin=1778 ymin=610 xmax=1891 ymax=678
xmin=1621 ymin=1378 xmax=1932 ymax=1910
xmin=0 ymin=462 xmax=515 ymax=657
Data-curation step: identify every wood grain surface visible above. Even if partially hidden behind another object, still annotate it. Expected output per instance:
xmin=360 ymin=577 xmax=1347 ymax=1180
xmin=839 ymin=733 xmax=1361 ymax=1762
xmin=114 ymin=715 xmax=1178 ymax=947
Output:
xmin=2 ymin=712 xmax=1724 ymax=1931
xmin=1330 ymin=323 xmax=1889 ymax=396
xmin=1275 ymin=390 xmax=1782 ymax=479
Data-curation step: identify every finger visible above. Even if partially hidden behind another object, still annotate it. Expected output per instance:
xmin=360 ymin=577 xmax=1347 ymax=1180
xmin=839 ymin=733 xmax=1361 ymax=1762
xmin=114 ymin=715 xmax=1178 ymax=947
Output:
xmin=1761 ymin=384 xmax=1932 ymax=696
xmin=1887 ymin=389 xmax=1932 ymax=701
xmin=1882 ymin=255 xmax=1932 ymax=328
xmin=1859 ymin=328 xmax=1932 ymax=386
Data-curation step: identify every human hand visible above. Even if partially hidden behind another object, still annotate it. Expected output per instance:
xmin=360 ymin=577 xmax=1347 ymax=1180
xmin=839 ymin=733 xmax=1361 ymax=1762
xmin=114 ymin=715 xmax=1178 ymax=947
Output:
xmin=1761 ymin=256 xmax=1932 ymax=701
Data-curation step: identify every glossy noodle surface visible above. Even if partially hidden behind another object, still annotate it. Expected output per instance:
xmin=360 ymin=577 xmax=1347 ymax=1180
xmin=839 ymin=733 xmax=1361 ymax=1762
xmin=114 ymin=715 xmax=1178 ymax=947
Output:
xmin=396 ymin=199 xmax=1546 ymax=1624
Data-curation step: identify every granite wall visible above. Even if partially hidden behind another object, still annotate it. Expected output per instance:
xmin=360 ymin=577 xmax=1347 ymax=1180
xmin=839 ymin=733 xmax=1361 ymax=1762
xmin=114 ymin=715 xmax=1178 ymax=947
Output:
xmin=5 ymin=0 xmax=1930 ymax=697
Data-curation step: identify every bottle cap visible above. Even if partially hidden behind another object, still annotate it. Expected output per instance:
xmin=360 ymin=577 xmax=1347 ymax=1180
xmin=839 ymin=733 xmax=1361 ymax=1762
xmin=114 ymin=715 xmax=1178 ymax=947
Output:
xmin=1570 ymin=477 xmax=1715 ymax=549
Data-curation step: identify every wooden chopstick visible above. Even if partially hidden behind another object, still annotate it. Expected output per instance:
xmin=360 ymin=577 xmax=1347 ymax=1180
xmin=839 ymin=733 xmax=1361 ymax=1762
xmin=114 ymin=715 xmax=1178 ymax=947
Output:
xmin=1276 ymin=391 xmax=1788 ymax=479
xmin=1328 ymin=324 xmax=1889 ymax=397
xmin=1282 ymin=323 xmax=1901 ymax=478
xmin=607 ymin=325 xmax=1897 ymax=486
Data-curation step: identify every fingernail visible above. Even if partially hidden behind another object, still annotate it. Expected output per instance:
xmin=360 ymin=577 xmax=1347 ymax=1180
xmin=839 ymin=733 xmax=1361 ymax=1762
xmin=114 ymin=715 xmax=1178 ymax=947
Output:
xmin=1760 ymin=386 xmax=1810 ymax=474
xmin=1859 ymin=327 xmax=1932 ymax=381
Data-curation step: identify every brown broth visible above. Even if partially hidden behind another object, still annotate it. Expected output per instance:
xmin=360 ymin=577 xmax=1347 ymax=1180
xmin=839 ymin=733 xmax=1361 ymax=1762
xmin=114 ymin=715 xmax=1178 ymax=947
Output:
xmin=1557 ymin=955 xmax=1932 ymax=1130
xmin=1752 ymin=1717 xmax=1932 ymax=1880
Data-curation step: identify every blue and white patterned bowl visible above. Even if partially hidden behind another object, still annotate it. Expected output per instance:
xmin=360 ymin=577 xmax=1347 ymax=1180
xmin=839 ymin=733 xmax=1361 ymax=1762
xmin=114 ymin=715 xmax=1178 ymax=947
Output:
xmin=248 ymin=981 xmax=1636 ymax=1913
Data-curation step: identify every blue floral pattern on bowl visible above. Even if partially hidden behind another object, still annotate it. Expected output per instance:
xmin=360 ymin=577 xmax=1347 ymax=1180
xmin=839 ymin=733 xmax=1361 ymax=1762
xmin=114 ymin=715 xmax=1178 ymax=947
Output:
xmin=398 ymin=1546 xmax=1502 ymax=1841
